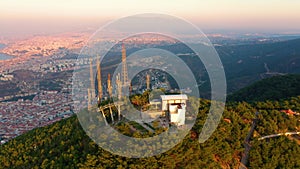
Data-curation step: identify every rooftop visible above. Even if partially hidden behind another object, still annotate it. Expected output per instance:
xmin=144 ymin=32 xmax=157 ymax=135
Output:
xmin=160 ymin=94 xmax=188 ymax=101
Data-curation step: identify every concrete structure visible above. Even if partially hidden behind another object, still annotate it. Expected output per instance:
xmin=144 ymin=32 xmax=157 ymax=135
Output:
xmin=169 ymin=103 xmax=186 ymax=125
xmin=160 ymin=94 xmax=188 ymax=126
xmin=161 ymin=94 xmax=188 ymax=111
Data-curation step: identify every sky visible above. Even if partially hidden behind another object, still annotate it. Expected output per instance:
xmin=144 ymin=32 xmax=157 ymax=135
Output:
xmin=1 ymin=0 xmax=300 ymax=36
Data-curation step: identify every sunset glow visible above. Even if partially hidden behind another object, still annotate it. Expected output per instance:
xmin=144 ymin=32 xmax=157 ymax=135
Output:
xmin=1 ymin=0 xmax=300 ymax=35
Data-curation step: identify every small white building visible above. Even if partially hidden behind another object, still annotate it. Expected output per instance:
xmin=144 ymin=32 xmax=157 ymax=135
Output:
xmin=161 ymin=95 xmax=188 ymax=111
xmin=160 ymin=94 xmax=188 ymax=126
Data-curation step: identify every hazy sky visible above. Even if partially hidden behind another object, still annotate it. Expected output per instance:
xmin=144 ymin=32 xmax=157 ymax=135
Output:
xmin=1 ymin=0 xmax=300 ymax=36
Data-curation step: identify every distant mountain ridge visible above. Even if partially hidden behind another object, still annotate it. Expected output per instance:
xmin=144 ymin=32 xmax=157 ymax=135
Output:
xmin=217 ymin=38 xmax=300 ymax=92
xmin=142 ymin=38 xmax=300 ymax=94
xmin=228 ymin=74 xmax=300 ymax=102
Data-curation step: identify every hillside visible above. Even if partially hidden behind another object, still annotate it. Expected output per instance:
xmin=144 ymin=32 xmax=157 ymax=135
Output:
xmin=217 ymin=38 xmax=300 ymax=92
xmin=1 ymin=96 xmax=300 ymax=168
xmin=134 ymin=38 xmax=300 ymax=95
xmin=228 ymin=74 xmax=300 ymax=102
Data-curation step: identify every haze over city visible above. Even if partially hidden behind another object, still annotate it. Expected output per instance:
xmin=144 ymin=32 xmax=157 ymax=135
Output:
xmin=1 ymin=0 xmax=300 ymax=36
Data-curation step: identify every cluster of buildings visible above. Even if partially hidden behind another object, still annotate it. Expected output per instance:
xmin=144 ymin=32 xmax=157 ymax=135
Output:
xmin=40 ymin=57 xmax=92 ymax=73
xmin=0 ymin=73 xmax=14 ymax=81
xmin=0 ymin=90 xmax=73 ymax=144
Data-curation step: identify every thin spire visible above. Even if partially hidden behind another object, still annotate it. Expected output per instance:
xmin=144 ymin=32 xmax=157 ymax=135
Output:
xmin=107 ymin=73 xmax=112 ymax=98
xmin=146 ymin=74 xmax=150 ymax=90
xmin=96 ymin=58 xmax=102 ymax=101
xmin=122 ymin=43 xmax=129 ymax=87
xmin=89 ymin=58 xmax=95 ymax=98
xmin=116 ymin=73 xmax=122 ymax=100
xmin=88 ymin=88 xmax=92 ymax=111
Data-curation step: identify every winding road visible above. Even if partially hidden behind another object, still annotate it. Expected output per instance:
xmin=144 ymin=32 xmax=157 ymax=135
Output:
xmin=239 ymin=111 xmax=259 ymax=169
xmin=258 ymin=131 xmax=300 ymax=140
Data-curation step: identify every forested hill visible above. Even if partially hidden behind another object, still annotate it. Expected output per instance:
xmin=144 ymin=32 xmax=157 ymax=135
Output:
xmin=217 ymin=38 xmax=300 ymax=93
xmin=1 ymin=97 xmax=300 ymax=168
xmin=228 ymin=74 xmax=300 ymax=102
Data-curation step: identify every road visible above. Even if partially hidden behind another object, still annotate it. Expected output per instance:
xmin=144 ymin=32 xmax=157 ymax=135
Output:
xmin=239 ymin=111 xmax=259 ymax=169
xmin=258 ymin=131 xmax=300 ymax=140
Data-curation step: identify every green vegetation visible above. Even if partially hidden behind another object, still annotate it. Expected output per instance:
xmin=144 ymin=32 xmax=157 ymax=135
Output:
xmin=248 ymin=98 xmax=300 ymax=168
xmin=249 ymin=137 xmax=300 ymax=169
xmin=228 ymin=74 xmax=300 ymax=102
xmin=159 ymin=39 xmax=300 ymax=96
xmin=218 ymin=38 xmax=300 ymax=93
xmin=0 ymin=95 xmax=300 ymax=168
